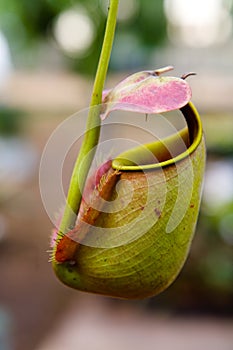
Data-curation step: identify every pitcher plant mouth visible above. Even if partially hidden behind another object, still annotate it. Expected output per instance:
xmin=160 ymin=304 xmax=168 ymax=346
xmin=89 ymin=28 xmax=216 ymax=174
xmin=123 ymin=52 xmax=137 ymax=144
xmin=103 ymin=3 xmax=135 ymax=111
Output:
xmin=112 ymin=102 xmax=202 ymax=171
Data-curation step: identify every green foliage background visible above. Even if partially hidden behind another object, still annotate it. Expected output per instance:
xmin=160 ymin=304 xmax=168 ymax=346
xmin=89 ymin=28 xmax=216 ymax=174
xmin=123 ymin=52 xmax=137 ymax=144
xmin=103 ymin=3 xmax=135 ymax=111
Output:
xmin=0 ymin=0 xmax=167 ymax=74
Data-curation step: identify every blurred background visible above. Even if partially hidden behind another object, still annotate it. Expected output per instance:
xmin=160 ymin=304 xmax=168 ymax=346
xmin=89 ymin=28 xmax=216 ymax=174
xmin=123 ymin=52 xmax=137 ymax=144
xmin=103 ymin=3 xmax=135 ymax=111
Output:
xmin=0 ymin=0 xmax=233 ymax=349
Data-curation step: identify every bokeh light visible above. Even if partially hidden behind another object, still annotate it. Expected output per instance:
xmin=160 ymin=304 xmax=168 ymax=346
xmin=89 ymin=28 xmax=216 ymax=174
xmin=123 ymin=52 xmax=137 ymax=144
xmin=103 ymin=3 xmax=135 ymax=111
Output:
xmin=203 ymin=160 xmax=233 ymax=211
xmin=164 ymin=0 xmax=233 ymax=47
xmin=53 ymin=6 xmax=95 ymax=57
xmin=0 ymin=31 xmax=12 ymax=89
xmin=100 ymin=0 xmax=139 ymax=22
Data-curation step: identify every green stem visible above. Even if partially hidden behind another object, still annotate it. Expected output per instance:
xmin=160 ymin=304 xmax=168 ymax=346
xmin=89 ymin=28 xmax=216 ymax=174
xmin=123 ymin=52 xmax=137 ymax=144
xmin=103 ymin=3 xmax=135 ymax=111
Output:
xmin=58 ymin=0 xmax=119 ymax=236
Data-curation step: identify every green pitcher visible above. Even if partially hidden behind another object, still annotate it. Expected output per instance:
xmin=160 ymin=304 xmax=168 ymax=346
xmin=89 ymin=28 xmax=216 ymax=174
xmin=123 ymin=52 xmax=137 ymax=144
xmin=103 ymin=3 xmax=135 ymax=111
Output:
xmin=52 ymin=99 xmax=206 ymax=299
